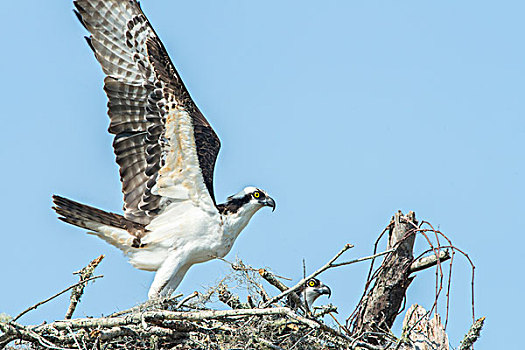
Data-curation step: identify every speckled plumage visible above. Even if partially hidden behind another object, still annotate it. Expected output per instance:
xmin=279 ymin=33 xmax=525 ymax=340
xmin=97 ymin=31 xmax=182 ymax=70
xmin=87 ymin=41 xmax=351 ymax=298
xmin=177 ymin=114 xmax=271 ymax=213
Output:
xmin=54 ymin=0 xmax=275 ymax=298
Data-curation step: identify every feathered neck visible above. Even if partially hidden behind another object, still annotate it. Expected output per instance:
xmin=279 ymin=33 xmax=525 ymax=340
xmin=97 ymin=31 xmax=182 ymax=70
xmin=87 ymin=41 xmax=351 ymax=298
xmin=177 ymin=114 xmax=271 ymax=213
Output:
xmin=220 ymin=201 xmax=262 ymax=237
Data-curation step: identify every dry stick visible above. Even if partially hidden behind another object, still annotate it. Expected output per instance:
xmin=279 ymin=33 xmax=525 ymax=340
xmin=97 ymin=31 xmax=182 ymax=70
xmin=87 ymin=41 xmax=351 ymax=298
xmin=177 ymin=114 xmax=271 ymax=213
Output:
xmin=329 ymin=312 xmax=352 ymax=336
xmin=66 ymin=325 xmax=81 ymax=350
xmin=264 ymin=247 xmax=393 ymax=309
xmin=346 ymin=223 xmax=392 ymax=327
xmin=414 ymin=230 xmax=444 ymax=329
xmin=108 ymin=293 xmax=183 ymax=317
xmin=13 ymin=275 xmax=103 ymax=322
xmin=218 ymin=284 xmax=248 ymax=309
xmin=348 ymin=211 xmax=418 ymax=343
xmin=443 ymin=243 xmax=477 ymax=323
xmin=0 ymin=321 xmax=68 ymax=350
xmin=421 ymin=224 xmax=445 ymax=319
xmin=217 ymin=256 xmax=291 ymax=281
xmin=29 ymin=306 xmax=382 ymax=349
xmin=427 ymin=224 xmax=456 ymax=328
xmin=328 ymin=250 xmax=394 ymax=268
xmin=262 ymin=244 xmax=364 ymax=308
xmin=97 ymin=325 xmax=185 ymax=342
xmin=392 ymin=306 xmax=428 ymax=350
xmin=259 ymin=269 xmax=305 ymax=312
xmin=409 ymin=249 xmax=451 ymax=273
xmin=220 ymin=258 xmax=271 ymax=302
xmin=37 ymin=308 xmax=310 ymax=331
xmin=253 ymin=335 xmax=285 ymax=350
xmin=65 ymin=255 xmax=104 ymax=319
xmin=407 ymin=222 xmax=445 ymax=320
xmin=416 ymin=222 xmax=456 ymax=327
xmin=458 ymin=316 xmax=485 ymax=350
xmin=175 ymin=291 xmax=199 ymax=309
xmin=312 ymin=304 xmax=338 ymax=318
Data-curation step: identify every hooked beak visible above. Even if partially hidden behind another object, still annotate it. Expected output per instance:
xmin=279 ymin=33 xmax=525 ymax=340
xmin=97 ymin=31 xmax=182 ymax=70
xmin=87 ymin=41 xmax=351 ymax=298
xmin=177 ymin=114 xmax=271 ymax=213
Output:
xmin=263 ymin=196 xmax=276 ymax=212
xmin=317 ymin=284 xmax=331 ymax=299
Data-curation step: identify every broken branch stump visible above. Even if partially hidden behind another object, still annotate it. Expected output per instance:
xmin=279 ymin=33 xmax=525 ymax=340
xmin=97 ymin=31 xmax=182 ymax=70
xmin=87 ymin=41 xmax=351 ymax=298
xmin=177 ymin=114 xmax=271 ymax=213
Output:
xmin=350 ymin=211 xmax=417 ymax=344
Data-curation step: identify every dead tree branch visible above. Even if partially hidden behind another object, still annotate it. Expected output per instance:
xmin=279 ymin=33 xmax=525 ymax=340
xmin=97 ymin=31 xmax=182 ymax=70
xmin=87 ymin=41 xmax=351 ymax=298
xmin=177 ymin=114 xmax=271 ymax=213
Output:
xmin=65 ymin=254 xmax=104 ymax=319
xmin=458 ymin=316 xmax=485 ymax=350
xmin=350 ymin=211 xmax=418 ymax=345
xmin=12 ymin=275 xmax=103 ymax=323
xmin=410 ymin=250 xmax=450 ymax=274
xmin=263 ymin=244 xmax=392 ymax=308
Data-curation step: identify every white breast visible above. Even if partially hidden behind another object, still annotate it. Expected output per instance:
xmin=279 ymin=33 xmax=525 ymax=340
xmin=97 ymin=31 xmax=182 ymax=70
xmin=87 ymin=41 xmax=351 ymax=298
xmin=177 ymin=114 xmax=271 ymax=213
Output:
xmin=127 ymin=201 xmax=231 ymax=271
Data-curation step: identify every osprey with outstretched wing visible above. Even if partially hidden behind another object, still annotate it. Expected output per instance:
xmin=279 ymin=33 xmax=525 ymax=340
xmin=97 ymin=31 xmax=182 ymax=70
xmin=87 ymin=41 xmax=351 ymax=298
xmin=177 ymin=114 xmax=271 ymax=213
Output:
xmin=53 ymin=0 xmax=275 ymax=299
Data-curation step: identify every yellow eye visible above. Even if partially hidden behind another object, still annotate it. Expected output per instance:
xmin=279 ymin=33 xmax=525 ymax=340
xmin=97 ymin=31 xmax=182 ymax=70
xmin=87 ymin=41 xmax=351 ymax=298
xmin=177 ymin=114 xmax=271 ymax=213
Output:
xmin=308 ymin=280 xmax=316 ymax=287
xmin=253 ymin=191 xmax=260 ymax=198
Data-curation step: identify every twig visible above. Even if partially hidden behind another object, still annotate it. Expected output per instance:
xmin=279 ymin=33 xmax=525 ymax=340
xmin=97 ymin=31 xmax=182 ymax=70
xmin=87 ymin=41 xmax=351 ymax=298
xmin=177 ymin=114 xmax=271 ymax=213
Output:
xmin=0 ymin=321 xmax=68 ymax=350
xmin=217 ymin=256 xmax=291 ymax=280
xmin=347 ymin=223 xmax=392 ymax=327
xmin=328 ymin=250 xmax=394 ymax=268
xmin=258 ymin=269 xmax=289 ymax=292
xmin=66 ymin=325 xmax=82 ymax=350
xmin=218 ymin=284 xmax=248 ymax=309
xmin=27 ymin=306 xmax=379 ymax=349
xmin=409 ymin=250 xmax=451 ymax=273
xmin=259 ymin=268 xmax=305 ymax=311
xmin=108 ymin=293 xmax=183 ymax=317
xmin=175 ymin=291 xmax=199 ymax=309
xmin=328 ymin=312 xmax=351 ymax=336
xmin=13 ymin=275 xmax=103 ymax=322
xmin=253 ymin=335 xmax=285 ymax=350
xmin=264 ymin=248 xmax=391 ymax=308
xmin=65 ymin=255 xmax=104 ymax=319
xmin=262 ymin=244 xmax=355 ymax=307
xmin=97 ymin=325 xmax=185 ymax=341
xmin=458 ymin=316 xmax=485 ymax=350
xmin=36 ymin=307 xmax=313 ymax=331
xmin=312 ymin=304 xmax=338 ymax=318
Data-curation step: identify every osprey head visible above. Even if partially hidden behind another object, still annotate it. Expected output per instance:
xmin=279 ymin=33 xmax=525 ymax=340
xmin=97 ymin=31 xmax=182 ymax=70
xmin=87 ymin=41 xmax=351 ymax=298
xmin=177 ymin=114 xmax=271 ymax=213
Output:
xmin=223 ymin=186 xmax=276 ymax=213
xmin=298 ymin=278 xmax=332 ymax=308
xmin=217 ymin=186 xmax=275 ymax=240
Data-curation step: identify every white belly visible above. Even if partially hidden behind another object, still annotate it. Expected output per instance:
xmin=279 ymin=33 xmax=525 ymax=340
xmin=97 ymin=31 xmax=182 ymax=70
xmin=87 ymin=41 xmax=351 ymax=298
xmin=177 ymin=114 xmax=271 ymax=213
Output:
xmin=127 ymin=201 xmax=233 ymax=271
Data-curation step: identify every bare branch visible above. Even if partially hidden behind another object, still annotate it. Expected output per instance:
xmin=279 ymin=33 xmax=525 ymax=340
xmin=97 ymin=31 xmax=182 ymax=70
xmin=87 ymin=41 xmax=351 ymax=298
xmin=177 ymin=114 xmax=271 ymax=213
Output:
xmin=458 ymin=316 xmax=485 ymax=350
xmin=108 ymin=293 xmax=183 ymax=317
xmin=262 ymin=244 xmax=355 ymax=307
xmin=65 ymin=254 xmax=104 ymax=319
xmin=409 ymin=250 xmax=451 ymax=273
xmin=329 ymin=250 xmax=394 ymax=268
xmin=36 ymin=307 xmax=312 ymax=331
xmin=175 ymin=291 xmax=199 ymax=309
xmin=0 ymin=321 xmax=68 ymax=350
xmin=259 ymin=268 xmax=305 ymax=311
xmin=13 ymin=275 xmax=103 ymax=322
xmin=218 ymin=284 xmax=248 ymax=309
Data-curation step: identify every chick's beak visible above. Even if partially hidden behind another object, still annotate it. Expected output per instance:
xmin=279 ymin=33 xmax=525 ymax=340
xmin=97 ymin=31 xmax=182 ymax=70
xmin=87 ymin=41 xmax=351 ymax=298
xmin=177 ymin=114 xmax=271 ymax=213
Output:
xmin=318 ymin=284 xmax=331 ymax=298
xmin=264 ymin=196 xmax=276 ymax=212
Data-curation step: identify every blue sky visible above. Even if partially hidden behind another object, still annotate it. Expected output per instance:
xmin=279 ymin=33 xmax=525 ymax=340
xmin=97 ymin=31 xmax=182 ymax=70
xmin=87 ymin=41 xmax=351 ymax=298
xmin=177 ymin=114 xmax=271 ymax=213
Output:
xmin=1 ymin=1 xmax=523 ymax=348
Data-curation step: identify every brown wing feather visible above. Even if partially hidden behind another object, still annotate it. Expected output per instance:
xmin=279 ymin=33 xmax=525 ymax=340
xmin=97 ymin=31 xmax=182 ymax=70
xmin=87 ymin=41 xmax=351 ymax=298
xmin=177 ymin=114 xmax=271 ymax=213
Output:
xmin=74 ymin=0 xmax=221 ymax=222
xmin=145 ymin=36 xmax=221 ymax=204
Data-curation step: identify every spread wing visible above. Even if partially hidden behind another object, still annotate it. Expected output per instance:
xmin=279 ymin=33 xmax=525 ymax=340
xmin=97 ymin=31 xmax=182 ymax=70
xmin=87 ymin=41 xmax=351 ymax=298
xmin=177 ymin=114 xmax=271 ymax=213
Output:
xmin=74 ymin=0 xmax=221 ymax=224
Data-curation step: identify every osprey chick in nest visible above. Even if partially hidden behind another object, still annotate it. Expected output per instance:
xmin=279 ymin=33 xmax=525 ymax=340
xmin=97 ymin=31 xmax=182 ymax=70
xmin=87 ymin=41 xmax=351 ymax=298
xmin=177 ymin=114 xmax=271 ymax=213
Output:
xmin=53 ymin=0 xmax=275 ymax=299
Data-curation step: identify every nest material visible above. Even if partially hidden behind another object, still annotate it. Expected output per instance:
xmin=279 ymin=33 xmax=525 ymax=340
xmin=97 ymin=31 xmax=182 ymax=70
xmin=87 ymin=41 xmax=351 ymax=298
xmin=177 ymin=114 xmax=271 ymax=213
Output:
xmin=1 ymin=269 xmax=353 ymax=350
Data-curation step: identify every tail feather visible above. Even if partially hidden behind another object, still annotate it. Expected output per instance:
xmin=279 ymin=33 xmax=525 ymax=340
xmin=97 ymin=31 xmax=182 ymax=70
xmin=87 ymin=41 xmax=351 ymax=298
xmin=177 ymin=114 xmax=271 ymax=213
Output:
xmin=54 ymin=195 xmax=129 ymax=229
xmin=52 ymin=195 xmax=148 ymax=247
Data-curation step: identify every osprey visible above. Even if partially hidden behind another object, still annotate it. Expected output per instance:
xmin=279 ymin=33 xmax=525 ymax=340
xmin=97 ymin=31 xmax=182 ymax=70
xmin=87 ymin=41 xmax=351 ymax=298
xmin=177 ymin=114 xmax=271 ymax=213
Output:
xmin=53 ymin=0 xmax=275 ymax=299
xmin=294 ymin=278 xmax=332 ymax=309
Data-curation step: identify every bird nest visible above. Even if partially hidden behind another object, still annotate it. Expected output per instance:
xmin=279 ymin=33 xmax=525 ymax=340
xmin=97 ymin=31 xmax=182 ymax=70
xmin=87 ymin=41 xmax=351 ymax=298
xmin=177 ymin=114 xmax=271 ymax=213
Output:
xmin=1 ymin=257 xmax=359 ymax=350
